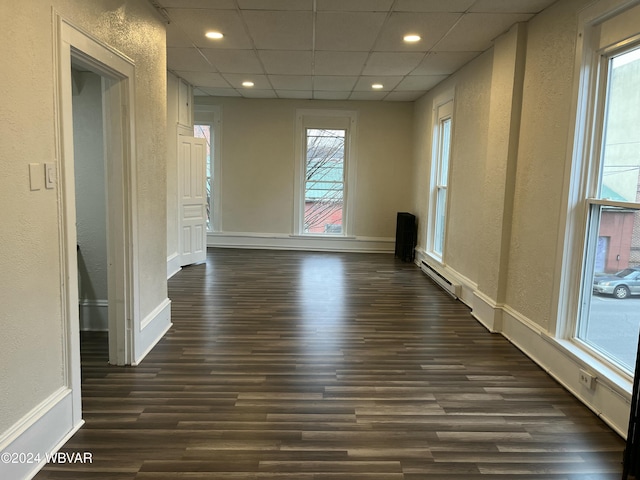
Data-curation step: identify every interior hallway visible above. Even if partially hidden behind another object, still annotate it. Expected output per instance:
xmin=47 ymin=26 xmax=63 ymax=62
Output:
xmin=36 ymin=249 xmax=624 ymax=479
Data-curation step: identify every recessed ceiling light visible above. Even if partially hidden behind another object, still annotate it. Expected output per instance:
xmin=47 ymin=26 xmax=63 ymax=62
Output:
xmin=242 ymin=81 xmax=255 ymax=87
xmin=372 ymin=83 xmax=384 ymax=89
xmin=205 ymin=31 xmax=224 ymax=39
xmin=403 ymin=34 xmax=421 ymax=43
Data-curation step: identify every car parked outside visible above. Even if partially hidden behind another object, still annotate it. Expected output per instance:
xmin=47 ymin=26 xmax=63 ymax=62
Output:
xmin=593 ymin=267 xmax=640 ymax=299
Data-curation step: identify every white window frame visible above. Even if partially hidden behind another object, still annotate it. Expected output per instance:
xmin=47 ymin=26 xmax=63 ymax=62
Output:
xmin=427 ymin=92 xmax=454 ymax=262
xmin=294 ymin=109 xmax=358 ymax=237
xmin=194 ymin=103 xmax=222 ymax=233
xmin=557 ymin=0 xmax=640 ymax=382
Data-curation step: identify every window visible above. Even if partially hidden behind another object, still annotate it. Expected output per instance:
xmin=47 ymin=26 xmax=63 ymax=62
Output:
xmin=304 ymin=128 xmax=345 ymax=234
xmin=294 ymin=110 xmax=357 ymax=236
xmin=194 ymin=104 xmax=221 ymax=232
xmin=428 ymin=96 xmax=454 ymax=260
xmin=565 ymin=4 xmax=640 ymax=376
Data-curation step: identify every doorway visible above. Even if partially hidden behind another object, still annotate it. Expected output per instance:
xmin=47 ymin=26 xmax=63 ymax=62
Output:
xmin=55 ymin=15 xmax=139 ymax=426
xmin=71 ymin=65 xmax=110 ymax=367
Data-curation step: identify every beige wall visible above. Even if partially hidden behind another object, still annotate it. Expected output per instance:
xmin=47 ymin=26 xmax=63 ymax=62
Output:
xmin=0 ymin=0 xmax=166 ymax=434
xmin=197 ymin=97 xmax=414 ymax=238
xmin=505 ymin=0 xmax=588 ymax=328
xmin=413 ymin=50 xmax=493 ymax=286
xmin=413 ymin=0 xmax=590 ymax=327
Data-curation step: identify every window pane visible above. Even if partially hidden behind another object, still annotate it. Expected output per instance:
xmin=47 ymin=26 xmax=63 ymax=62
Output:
xmin=434 ymin=188 xmax=447 ymax=255
xmin=194 ymin=124 xmax=212 ymax=231
xmin=598 ymin=48 xmax=640 ymax=203
xmin=304 ymin=129 xmax=345 ymax=234
xmin=580 ymin=206 xmax=640 ymax=372
xmin=439 ymin=118 xmax=451 ymax=185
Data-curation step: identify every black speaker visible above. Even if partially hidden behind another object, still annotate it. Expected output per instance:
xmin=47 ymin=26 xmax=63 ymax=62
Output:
xmin=395 ymin=212 xmax=416 ymax=262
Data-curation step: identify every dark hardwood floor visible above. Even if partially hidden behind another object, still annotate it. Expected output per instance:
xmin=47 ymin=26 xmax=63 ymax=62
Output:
xmin=36 ymin=248 xmax=625 ymax=479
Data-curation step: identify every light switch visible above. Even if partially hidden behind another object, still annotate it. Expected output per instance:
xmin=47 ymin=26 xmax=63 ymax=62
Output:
xmin=45 ymin=162 xmax=56 ymax=189
xmin=29 ymin=163 xmax=43 ymax=191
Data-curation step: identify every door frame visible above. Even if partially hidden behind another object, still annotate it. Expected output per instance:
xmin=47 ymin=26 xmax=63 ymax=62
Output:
xmin=54 ymin=14 xmax=139 ymax=424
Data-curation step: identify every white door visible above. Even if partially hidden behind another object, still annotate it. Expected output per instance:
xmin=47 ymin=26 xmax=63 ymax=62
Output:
xmin=179 ymin=135 xmax=207 ymax=266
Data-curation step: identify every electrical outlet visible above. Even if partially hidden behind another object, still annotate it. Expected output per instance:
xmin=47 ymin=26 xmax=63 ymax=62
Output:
xmin=579 ymin=369 xmax=596 ymax=389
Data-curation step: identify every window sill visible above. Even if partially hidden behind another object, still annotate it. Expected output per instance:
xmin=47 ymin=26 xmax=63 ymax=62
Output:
xmin=542 ymin=334 xmax=632 ymax=399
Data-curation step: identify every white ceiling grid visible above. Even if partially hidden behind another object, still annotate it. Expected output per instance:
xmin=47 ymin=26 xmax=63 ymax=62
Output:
xmin=157 ymin=0 xmax=557 ymax=101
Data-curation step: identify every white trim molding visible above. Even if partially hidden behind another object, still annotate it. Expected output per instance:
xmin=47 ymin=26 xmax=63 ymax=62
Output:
xmin=134 ymin=298 xmax=172 ymax=366
xmin=167 ymin=252 xmax=182 ymax=279
xmin=0 ymin=388 xmax=82 ymax=480
xmin=208 ymin=231 xmax=394 ymax=253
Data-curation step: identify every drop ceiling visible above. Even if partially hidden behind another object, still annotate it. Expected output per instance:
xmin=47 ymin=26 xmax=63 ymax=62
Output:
xmin=153 ymin=0 xmax=557 ymax=101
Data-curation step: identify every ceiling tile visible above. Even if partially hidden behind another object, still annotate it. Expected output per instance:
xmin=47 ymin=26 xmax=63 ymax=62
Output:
xmin=194 ymin=87 xmax=241 ymax=97
xmin=258 ymin=50 xmax=313 ymax=75
xmin=201 ymin=49 xmax=264 ymax=74
xmin=395 ymin=75 xmax=447 ymax=91
xmin=317 ymin=0 xmax=393 ymax=11
xmin=275 ymin=90 xmax=313 ymax=99
xmin=349 ymin=91 xmax=388 ymax=100
xmin=394 ymin=0 xmax=475 ymax=12
xmin=166 ymin=22 xmax=193 ymax=48
xmin=314 ymin=91 xmax=351 ymax=100
xmin=159 ymin=0 xmax=236 ymax=8
xmin=167 ymin=9 xmax=253 ymax=49
xmin=353 ymin=76 xmax=403 ymax=91
xmin=238 ymin=0 xmax=313 ymax=10
xmin=469 ymin=0 xmax=556 ymax=13
xmin=167 ymin=47 xmax=215 ymax=72
xmin=384 ymin=91 xmax=425 ymax=101
xmin=362 ymin=52 xmax=425 ymax=76
xmin=242 ymin=11 xmax=313 ymax=50
xmin=373 ymin=12 xmax=462 ymax=52
xmin=315 ymin=12 xmax=387 ymax=51
xmin=222 ymin=73 xmax=271 ymax=89
xmin=268 ymin=75 xmax=313 ymax=90
xmin=313 ymin=51 xmax=368 ymax=76
xmin=411 ymin=51 xmax=481 ymax=75
xmin=240 ymin=88 xmax=278 ymax=98
xmin=313 ymin=76 xmax=358 ymax=91
xmin=434 ymin=13 xmax=532 ymax=51
xmin=174 ymin=71 xmax=231 ymax=88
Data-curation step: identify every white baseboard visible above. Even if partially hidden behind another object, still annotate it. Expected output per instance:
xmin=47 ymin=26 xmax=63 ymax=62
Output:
xmin=167 ymin=252 xmax=181 ymax=279
xmin=78 ymin=300 xmax=108 ymax=331
xmin=500 ymin=306 xmax=631 ymax=437
xmin=208 ymin=231 xmax=395 ymax=253
xmin=0 ymin=387 xmax=83 ymax=480
xmin=413 ymin=248 xmax=630 ymax=437
xmin=134 ymin=298 xmax=172 ymax=365
xmin=470 ymin=290 xmax=503 ymax=333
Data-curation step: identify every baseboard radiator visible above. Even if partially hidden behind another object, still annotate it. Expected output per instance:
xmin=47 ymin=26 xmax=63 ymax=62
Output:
xmin=421 ymin=261 xmax=461 ymax=299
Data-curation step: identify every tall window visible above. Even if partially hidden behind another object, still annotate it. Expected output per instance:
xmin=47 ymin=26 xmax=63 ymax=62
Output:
xmin=295 ymin=110 xmax=357 ymax=236
xmin=304 ymin=129 xmax=345 ymax=234
xmin=428 ymin=97 xmax=454 ymax=260
xmin=577 ymin=47 xmax=640 ymax=373
xmin=566 ymin=5 xmax=640 ymax=376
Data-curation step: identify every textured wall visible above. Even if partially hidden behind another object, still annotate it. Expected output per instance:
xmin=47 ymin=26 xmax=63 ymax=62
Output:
xmin=0 ymin=0 xmax=166 ymax=434
xmin=505 ymin=0 xmax=588 ymax=328
xmin=197 ymin=97 xmax=414 ymax=238
xmin=412 ymin=50 xmax=493 ymax=286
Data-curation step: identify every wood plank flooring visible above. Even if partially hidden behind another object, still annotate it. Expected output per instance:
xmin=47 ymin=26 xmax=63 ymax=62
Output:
xmin=35 ymin=248 xmax=625 ymax=479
